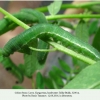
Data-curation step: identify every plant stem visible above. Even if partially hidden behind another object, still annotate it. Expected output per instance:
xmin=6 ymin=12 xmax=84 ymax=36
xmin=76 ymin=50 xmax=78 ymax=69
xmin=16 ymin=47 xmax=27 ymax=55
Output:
xmin=0 ymin=7 xmax=96 ymax=65
xmin=36 ymin=2 xmax=100 ymax=13
xmin=29 ymin=47 xmax=57 ymax=52
xmin=0 ymin=7 xmax=100 ymax=22
xmin=46 ymin=14 xmax=100 ymax=20
xmin=48 ymin=41 xmax=96 ymax=65
xmin=0 ymin=7 xmax=30 ymax=29
xmin=31 ymin=79 xmax=35 ymax=89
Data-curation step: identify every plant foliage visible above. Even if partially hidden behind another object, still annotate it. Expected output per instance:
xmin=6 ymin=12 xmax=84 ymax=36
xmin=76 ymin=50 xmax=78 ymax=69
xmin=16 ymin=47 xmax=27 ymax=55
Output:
xmin=0 ymin=1 xmax=100 ymax=89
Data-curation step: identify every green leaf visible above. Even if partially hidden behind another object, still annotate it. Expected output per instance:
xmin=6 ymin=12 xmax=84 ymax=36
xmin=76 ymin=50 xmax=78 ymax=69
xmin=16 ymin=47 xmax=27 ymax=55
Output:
xmin=58 ymin=58 xmax=71 ymax=73
xmin=52 ymin=66 xmax=67 ymax=79
xmin=92 ymin=27 xmax=100 ymax=52
xmin=49 ymin=70 xmax=64 ymax=88
xmin=73 ymin=58 xmax=87 ymax=74
xmin=24 ymin=52 xmax=39 ymax=78
xmin=0 ymin=55 xmax=3 ymax=62
xmin=75 ymin=20 xmax=89 ymax=43
xmin=18 ymin=64 xmax=25 ymax=75
xmin=12 ymin=85 xmax=25 ymax=89
xmin=24 ymin=39 xmax=44 ymax=78
xmin=89 ymin=20 xmax=98 ymax=35
xmin=47 ymin=0 xmax=62 ymax=15
xmin=43 ymin=77 xmax=54 ymax=89
xmin=82 ymin=9 xmax=92 ymax=22
xmin=24 ymin=53 xmax=37 ymax=78
xmin=94 ymin=84 xmax=100 ymax=89
xmin=89 ymin=5 xmax=100 ymax=13
xmin=57 ymin=20 xmax=74 ymax=29
xmin=0 ymin=57 xmax=24 ymax=83
xmin=63 ymin=61 xmax=100 ymax=89
xmin=36 ymin=72 xmax=44 ymax=89
xmin=24 ymin=52 xmax=44 ymax=78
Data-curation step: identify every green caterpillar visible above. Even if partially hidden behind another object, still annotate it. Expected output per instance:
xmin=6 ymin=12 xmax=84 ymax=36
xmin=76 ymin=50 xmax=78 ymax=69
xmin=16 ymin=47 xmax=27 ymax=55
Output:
xmin=0 ymin=11 xmax=37 ymax=35
xmin=0 ymin=8 xmax=73 ymax=35
xmin=0 ymin=9 xmax=49 ymax=65
xmin=20 ymin=9 xmax=49 ymax=64
xmin=1 ymin=23 xmax=100 ymax=61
